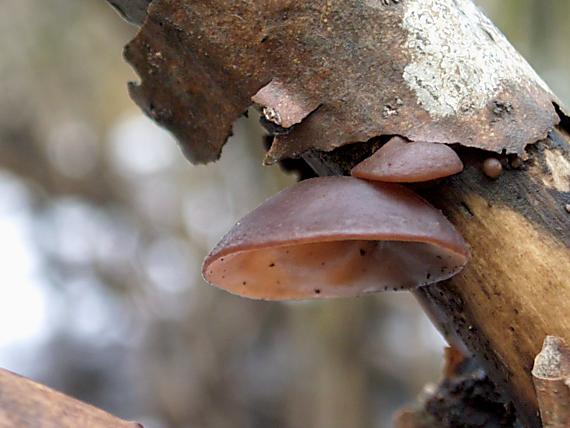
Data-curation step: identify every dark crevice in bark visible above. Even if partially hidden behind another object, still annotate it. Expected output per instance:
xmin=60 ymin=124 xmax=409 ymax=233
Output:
xmin=263 ymin=135 xmax=316 ymax=180
xmin=553 ymin=101 xmax=570 ymax=133
xmin=425 ymin=359 xmax=518 ymax=428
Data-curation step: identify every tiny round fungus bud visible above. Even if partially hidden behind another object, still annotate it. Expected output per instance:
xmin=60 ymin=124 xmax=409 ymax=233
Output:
xmin=351 ymin=137 xmax=463 ymax=183
xmin=202 ymin=177 xmax=469 ymax=300
xmin=510 ymin=156 xmax=524 ymax=169
xmin=483 ymin=157 xmax=503 ymax=179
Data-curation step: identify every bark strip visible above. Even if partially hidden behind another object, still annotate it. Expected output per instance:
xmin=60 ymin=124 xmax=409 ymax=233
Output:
xmin=532 ymin=336 xmax=570 ymax=428
xmin=122 ymin=0 xmax=561 ymax=164
xmin=0 ymin=368 xmax=142 ymax=428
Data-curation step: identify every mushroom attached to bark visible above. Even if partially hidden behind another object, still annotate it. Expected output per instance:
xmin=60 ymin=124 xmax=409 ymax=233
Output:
xmin=202 ymin=177 xmax=469 ymax=300
xmin=351 ymin=137 xmax=464 ymax=183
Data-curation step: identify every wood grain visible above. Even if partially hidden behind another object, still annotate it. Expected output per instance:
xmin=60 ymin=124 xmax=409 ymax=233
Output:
xmin=414 ymin=129 xmax=570 ymax=427
xmin=0 ymin=368 xmax=142 ymax=428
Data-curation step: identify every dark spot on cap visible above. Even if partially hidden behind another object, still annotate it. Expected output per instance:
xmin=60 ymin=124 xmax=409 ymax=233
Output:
xmin=269 ymin=263 xmax=275 ymax=267
xmin=314 ymin=289 xmax=321 ymax=294
xmin=359 ymin=249 xmax=367 ymax=256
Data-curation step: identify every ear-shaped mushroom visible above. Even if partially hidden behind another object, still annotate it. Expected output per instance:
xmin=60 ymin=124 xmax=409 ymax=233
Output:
xmin=351 ymin=137 xmax=463 ymax=183
xmin=202 ymin=177 xmax=469 ymax=300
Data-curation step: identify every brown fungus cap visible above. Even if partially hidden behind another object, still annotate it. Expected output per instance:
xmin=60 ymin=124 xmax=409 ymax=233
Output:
xmin=202 ymin=177 xmax=469 ymax=300
xmin=351 ymin=137 xmax=464 ymax=183
xmin=482 ymin=157 xmax=503 ymax=179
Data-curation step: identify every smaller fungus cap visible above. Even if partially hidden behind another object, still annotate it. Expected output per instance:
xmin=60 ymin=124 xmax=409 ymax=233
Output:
xmin=202 ymin=177 xmax=469 ymax=300
xmin=351 ymin=137 xmax=464 ymax=183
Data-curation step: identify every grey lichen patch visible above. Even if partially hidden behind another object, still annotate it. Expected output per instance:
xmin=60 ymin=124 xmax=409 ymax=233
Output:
xmin=402 ymin=0 xmax=552 ymax=118
xmin=123 ymin=0 xmax=562 ymax=164
xmin=533 ymin=336 xmax=567 ymax=378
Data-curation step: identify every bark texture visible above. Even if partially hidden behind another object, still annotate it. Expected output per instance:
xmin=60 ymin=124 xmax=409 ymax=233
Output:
xmin=532 ymin=336 xmax=570 ymax=427
xmin=0 ymin=368 xmax=142 ymax=428
xmin=108 ymin=0 xmax=570 ymax=426
xmin=413 ymin=129 xmax=570 ymax=428
xmin=123 ymin=0 xmax=562 ymax=164
xmin=394 ymin=347 xmax=516 ymax=428
xmin=306 ymin=125 xmax=570 ymax=428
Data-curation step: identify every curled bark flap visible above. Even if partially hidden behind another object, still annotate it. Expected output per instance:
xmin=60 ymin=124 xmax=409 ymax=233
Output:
xmin=532 ymin=336 xmax=570 ymax=428
xmin=124 ymin=0 xmax=561 ymax=164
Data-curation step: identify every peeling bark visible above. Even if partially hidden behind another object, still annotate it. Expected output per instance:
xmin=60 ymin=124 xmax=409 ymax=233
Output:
xmin=123 ymin=0 xmax=562 ymax=164
xmin=0 ymin=368 xmax=142 ymax=428
xmin=107 ymin=0 xmax=570 ymax=426
xmin=532 ymin=336 xmax=570 ymax=428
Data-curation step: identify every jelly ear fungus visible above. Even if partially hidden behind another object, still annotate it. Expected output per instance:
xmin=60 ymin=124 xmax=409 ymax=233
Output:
xmin=351 ymin=136 xmax=464 ymax=183
xmin=202 ymin=177 xmax=469 ymax=300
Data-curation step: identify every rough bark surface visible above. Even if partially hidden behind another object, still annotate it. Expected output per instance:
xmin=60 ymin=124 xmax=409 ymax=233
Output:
xmin=412 ymin=129 xmax=570 ymax=428
xmin=0 ymin=368 xmax=142 ymax=428
xmin=532 ymin=336 xmax=570 ymax=427
xmin=108 ymin=0 xmax=570 ymax=426
xmin=307 ymin=126 xmax=570 ymax=428
xmin=124 ymin=0 xmax=562 ymax=164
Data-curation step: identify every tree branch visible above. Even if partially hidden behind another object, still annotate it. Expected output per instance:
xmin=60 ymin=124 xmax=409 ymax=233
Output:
xmin=108 ymin=1 xmax=570 ymax=426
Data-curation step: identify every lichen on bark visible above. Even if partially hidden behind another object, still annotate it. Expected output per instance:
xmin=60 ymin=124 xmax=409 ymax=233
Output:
xmin=124 ymin=0 xmax=562 ymax=164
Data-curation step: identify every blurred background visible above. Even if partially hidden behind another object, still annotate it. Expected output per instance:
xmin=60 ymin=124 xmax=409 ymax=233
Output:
xmin=0 ymin=1 xmax=568 ymax=427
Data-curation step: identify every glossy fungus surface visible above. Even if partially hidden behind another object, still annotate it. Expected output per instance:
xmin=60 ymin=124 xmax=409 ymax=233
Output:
xmin=351 ymin=137 xmax=464 ymax=183
xmin=483 ymin=157 xmax=503 ymax=179
xmin=202 ymin=177 xmax=469 ymax=300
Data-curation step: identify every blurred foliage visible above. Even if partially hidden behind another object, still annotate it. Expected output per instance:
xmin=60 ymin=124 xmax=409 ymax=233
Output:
xmin=0 ymin=1 xmax=568 ymax=427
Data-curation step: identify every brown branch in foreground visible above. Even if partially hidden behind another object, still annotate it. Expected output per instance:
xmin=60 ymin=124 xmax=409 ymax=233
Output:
xmin=0 ymin=368 xmax=142 ymax=428
xmin=532 ymin=336 xmax=570 ymax=428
